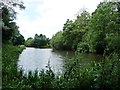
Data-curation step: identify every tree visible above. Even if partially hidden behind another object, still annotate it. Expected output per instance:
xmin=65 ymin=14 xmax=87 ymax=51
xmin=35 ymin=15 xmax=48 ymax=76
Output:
xmin=50 ymin=31 xmax=64 ymax=50
xmin=62 ymin=10 xmax=90 ymax=50
xmin=12 ymin=30 xmax=25 ymax=45
xmin=50 ymin=10 xmax=90 ymax=51
xmin=2 ymin=7 xmax=18 ymax=43
xmin=1 ymin=0 xmax=25 ymax=44
xmin=25 ymin=37 xmax=34 ymax=47
xmin=0 ymin=0 xmax=25 ymax=18
xmin=33 ymin=34 xmax=49 ymax=48
xmin=88 ymin=2 xmax=120 ymax=54
xmin=50 ymin=1 xmax=120 ymax=55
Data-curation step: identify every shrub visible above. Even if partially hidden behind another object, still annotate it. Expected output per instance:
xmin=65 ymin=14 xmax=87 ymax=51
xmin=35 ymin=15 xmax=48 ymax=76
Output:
xmin=77 ymin=42 xmax=89 ymax=53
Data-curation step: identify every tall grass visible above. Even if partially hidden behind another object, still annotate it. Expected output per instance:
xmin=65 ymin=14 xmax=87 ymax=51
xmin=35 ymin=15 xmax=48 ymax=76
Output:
xmin=2 ymin=44 xmax=120 ymax=89
xmin=2 ymin=44 xmax=25 ymax=88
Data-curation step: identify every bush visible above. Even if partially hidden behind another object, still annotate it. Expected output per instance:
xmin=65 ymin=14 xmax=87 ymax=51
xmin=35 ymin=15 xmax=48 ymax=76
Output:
xmin=60 ymin=53 xmax=120 ymax=89
xmin=77 ymin=42 xmax=89 ymax=53
xmin=105 ymin=33 xmax=120 ymax=55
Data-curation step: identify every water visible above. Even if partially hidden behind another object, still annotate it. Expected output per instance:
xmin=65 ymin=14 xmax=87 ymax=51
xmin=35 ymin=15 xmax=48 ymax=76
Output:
xmin=18 ymin=47 xmax=103 ymax=74
xmin=18 ymin=47 xmax=74 ymax=74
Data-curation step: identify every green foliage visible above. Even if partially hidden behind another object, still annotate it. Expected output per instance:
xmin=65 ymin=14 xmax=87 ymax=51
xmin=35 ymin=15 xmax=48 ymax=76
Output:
xmin=88 ymin=2 xmax=107 ymax=54
xmin=55 ymin=53 xmax=120 ymax=89
xmin=77 ymin=42 xmax=89 ymax=53
xmin=50 ymin=31 xmax=64 ymax=50
xmin=2 ymin=7 xmax=15 ymax=43
xmin=51 ymin=10 xmax=90 ymax=51
xmin=2 ymin=45 xmax=54 ymax=89
xmin=105 ymin=33 xmax=120 ymax=55
xmin=2 ymin=44 xmax=25 ymax=88
xmin=25 ymin=34 xmax=50 ymax=48
xmin=63 ymin=10 xmax=90 ymax=50
xmin=18 ymin=45 xmax=26 ymax=50
xmin=1 ymin=0 xmax=25 ymax=44
xmin=33 ymin=34 xmax=49 ymax=48
xmin=50 ymin=2 xmax=120 ymax=55
xmin=12 ymin=30 xmax=25 ymax=45
xmin=25 ymin=37 xmax=34 ymax=47
xmin=87 ymin=2 xmax=120 ymax=54
xmin=2 ymin=0 xmax=120 ymax=89
xmin=2 ymin=45 xmax=120 ymax=89
xmin=2 ymin=7 xmax=25 ymax=45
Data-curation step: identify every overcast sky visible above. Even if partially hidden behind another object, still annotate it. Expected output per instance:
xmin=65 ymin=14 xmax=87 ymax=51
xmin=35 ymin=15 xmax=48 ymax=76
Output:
xmin=15 ymin=0 xmax=103 ymax=39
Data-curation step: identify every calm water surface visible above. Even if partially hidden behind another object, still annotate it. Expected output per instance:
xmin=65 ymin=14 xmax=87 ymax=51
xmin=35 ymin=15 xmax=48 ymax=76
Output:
xmin=18 ymin=47 xmax=103 ymax=74
xmin=18 ymin=48 xmax=71 ymax=74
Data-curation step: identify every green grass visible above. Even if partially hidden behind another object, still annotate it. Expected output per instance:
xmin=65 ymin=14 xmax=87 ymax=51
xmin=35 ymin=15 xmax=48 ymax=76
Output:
xmin=2 ymin=44 xmax=120 ymax=89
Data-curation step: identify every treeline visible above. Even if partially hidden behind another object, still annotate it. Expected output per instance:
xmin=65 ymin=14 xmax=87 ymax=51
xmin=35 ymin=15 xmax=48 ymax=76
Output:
xmin=50 ymin=2 xmax=120 ymax=55
xmin=2 ymin=7 xmax=25 ymax=45
xmin=25 ymin=34 xmax=50 ymax=48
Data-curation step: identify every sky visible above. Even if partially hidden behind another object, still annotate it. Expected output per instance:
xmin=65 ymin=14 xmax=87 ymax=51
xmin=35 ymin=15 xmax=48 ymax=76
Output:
xmin=15 ymin=0 xmax=103 ymax=40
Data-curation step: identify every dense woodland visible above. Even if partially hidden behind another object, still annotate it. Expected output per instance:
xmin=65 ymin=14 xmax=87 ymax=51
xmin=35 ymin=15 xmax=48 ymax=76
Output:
xmin=1 ymin=0 xmax=120 ymax=89
xmin=50 ymin=2 xmax=120 ymax=55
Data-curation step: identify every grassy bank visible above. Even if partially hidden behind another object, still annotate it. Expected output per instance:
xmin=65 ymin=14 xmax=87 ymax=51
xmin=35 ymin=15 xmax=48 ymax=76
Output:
xmin=2 ymin=45 xmax=120 ymax=89
xmin=2 ymin=44 xmax=25 ymax=88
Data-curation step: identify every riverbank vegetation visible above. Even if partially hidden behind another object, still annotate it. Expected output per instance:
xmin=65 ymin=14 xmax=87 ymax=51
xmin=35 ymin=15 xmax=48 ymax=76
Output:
xmin=2 ymin=44 xmax=120 ymax=89
xmin=50 ymin=2 xmax=120 ymax=55
xmin=25 ymin=34 xmax=50 ymax=48
xmin=2 ymin=0 xmax=120 ymax=89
